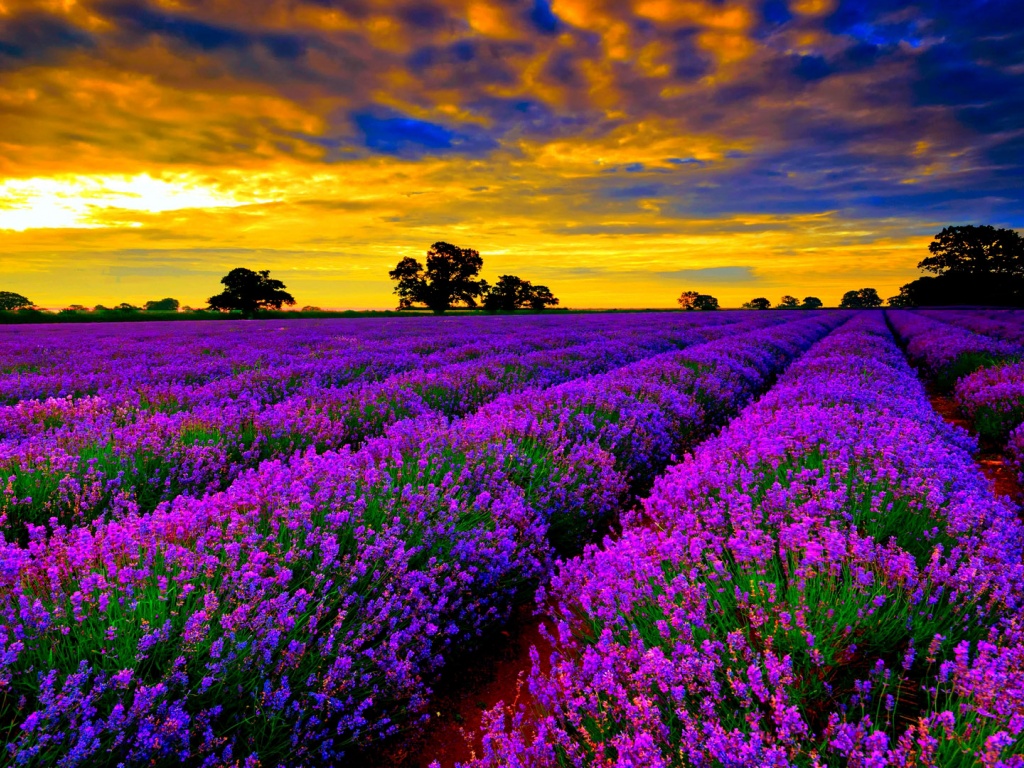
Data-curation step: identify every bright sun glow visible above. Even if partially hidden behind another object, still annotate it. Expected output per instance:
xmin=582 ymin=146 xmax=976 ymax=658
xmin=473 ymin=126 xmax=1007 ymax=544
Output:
xmin=0 ymin=174 xmax=271 ymax=231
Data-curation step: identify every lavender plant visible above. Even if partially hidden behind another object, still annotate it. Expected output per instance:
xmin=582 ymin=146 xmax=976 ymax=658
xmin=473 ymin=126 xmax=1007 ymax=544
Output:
xmin=464 ymin=314 xmax=1024 ymax=767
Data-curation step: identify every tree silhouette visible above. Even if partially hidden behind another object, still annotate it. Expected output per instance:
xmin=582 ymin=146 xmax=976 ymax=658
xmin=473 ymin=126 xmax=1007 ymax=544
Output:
xmin=389 ymin=242 xmax=485 ymax=314
xmin=839 ymin=288 xmax=882 ymax=308
xmin=742 ymin=297 xmax=771 ymax=310
xmin=887 ymin=291 xmax=914 ymax=307
xmin=208 ymin=268 xmax=295 ymax=317
xmin=893 ymin=225 xmax=1024 ymax=307
xmin=778 ymin=295 xmax=799 ymax=309
xmin=921 ymin=225 xmax=1024 ymax=277
xmin=0 ymin=291 xmax=32 ymax=311
xmin=483 ymin=275 xmax=559 ymax=311
xmin=677 ymin=290 xmax=719 ymax=310
xmin=484 ymin=275 xmax=532 ymax=311
xmin=145 ymin=298 xmax=180 ymax=311
xmin=527 ymin=284 xmax=559 ymax=310
xmin=801 ymin=296 xmax=823 ymax=309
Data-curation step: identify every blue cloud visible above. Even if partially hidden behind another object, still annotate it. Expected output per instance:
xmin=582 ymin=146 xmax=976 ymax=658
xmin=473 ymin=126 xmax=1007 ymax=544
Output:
xmin=528 ymin=0 xmax=561 ymax=35
xmin=793 ymin=55 xmax=832 ymax=81
xmin=99 ymin=1 xmax=309 ymax=60
xmin=605 ymin=184 xmax=664 ymax=199
xmin=352 ymin=111 xmax=497 ymax=157
xmin=0 ymin=12 xmax=94 ymax=67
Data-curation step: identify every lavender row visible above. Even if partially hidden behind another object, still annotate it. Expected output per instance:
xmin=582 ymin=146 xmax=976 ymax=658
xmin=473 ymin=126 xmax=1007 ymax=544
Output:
xmin=1011 ymin=426 xmax=1024 ymax=487
xmin=0 ymin=314 xmax=677 ymax=405
xmin=917 ymin=308 xmax=1024 ymax=346
xmin=886 ymin=309 xmax=1020 ymax=390
xmin=0 ymin=315 xmax=841 ymax=766
xmin=465 ymin=313 xmax=1024 ymax=767
xmin=889 ymin=311 xmax=1024 ymax=450
xmin=952 ymin=361 xmax=1024 ymax=443
xmin=0 ymin=316 xmax=777 ymax=540
xmin=908 ymin=310 xmax=1024 ymax=451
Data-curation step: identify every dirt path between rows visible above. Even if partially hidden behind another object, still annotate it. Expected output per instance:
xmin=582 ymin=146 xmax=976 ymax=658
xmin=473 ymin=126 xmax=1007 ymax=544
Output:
xmin=929 ymin=389 xmax=1023 ymax=502
xmin=371 ymin=602 xmax=549 ymax=768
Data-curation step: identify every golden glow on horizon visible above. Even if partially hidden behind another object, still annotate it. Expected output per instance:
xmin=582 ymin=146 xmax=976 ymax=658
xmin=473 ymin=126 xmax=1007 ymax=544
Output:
xmin=0 ymin=173 xmax=276 ymax=231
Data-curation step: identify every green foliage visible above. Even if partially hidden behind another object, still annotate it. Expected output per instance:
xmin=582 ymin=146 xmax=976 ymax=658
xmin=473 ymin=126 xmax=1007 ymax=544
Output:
xmin=144 ymin=298 xmax=180 ymax=311
xmin=936 ymin=352 xmax=1015 ymax=392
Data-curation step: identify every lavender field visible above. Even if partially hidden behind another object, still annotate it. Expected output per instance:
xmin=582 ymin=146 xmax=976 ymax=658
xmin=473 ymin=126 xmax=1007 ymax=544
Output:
xmin=2 ymin=311 xmax=1024 ymax=767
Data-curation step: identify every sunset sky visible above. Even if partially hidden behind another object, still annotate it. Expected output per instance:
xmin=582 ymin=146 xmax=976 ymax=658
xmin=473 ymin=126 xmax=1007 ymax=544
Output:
xmin=1 ymin=0 xmax=1022 ymax=309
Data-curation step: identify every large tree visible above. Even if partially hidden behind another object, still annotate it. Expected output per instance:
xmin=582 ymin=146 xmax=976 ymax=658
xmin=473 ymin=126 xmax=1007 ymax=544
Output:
xmin=777 ymin=295 xmax=799 ymax=309
xmin=677 ymin=290 xmax=719 ymax=310
xmin=208 ymin=268 xmax=295 ymax=317
xmin=801 ymin=296 xmax=823 ymax=309
xmin=0 ymin=291 xmax=32 ymax=311
xmin=389 ymin=242 xmax=485 ymax=314
xmin=920 ymin=225 xmax=1024 ymax=278
xmin=839 ymin=288 xmax=882 ymax=308
xmin=893 ymin=225 xmax=1024 ymax=307
xmin=742 ymin=297 xmax=771 ymax=310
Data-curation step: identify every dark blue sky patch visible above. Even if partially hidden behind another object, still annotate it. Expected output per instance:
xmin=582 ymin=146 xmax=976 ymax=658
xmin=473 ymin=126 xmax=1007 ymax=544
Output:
xmin=762 ymin=0 xmax=792 ymax=27
xmin=545 ymin=49 xmax=580 ymax=86
xmin=914 ymin=47 xmax=1016 ymax=107
xmin=399 ymin=3 xmax=449 ymax=30
xmin=0 ymin=11 xmax=94 ymax=66
xmin=352 ymin=111 xmax=497 ymax=157
xmin=528 ymin=0 xmax=560 ymax=35
xmin=261 ymin=33 xmax=307 ymax=60
xmin=101 ymin=2 xmax=251 ymax=51
xmin=605 ymin=184 xmax=664 ymax=200
xmin=670 ymin=29 xmax=711 ymax=80
xmin=792 ymin=54 xmax=832 ymax=81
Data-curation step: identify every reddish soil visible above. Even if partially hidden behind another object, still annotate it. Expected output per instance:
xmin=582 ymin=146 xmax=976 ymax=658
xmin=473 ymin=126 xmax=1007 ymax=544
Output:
xmin=379 ymin=602 xmax=552 ymax=768
xmin=929 ymin=390 xmax=1023 ymax=502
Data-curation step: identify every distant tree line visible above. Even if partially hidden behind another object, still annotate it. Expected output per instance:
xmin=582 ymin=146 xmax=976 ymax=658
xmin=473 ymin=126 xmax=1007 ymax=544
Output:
xmin=389 ymin=242 xmax=559 ymax=314
xmin=7 ymin=226 xmax=1018 ymax=320
xmin=677 ymin=291 xmax=823 ymax=310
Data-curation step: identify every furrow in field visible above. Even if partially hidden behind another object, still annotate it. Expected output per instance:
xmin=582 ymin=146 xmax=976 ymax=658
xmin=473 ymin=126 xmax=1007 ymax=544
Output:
xmin=457 ymin=313 xmax=1024 ymax=767
xmin=400 ymin=313 xmax=850 ymax=767
xmin=915 ymin=308 xmax=1024 ymax=346
xmin=887 ymin=309 xmax=1024 ymax=497
xmin=0 ymin=313 xmax=840 ymax=767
